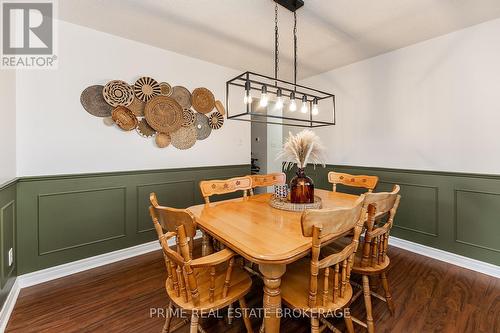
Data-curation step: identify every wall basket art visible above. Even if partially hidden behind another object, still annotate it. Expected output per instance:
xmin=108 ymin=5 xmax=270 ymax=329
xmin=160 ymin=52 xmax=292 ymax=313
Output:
xmin=80 ymin=76 xmax=225 ymax=149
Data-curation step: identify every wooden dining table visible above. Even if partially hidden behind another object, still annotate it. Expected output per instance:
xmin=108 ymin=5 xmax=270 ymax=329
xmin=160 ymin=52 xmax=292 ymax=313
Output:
xmin=188 ymin=188 xmax=361 ymax=333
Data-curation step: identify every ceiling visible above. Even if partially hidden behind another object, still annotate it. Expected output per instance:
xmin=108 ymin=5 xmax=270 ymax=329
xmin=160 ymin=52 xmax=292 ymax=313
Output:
xmin=59 ymin=0 xmax=500 ymax=80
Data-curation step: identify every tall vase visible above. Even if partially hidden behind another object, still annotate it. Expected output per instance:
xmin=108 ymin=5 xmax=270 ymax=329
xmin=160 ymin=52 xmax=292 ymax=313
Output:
xmin=290 ymin=167 xmax=314 ymax=204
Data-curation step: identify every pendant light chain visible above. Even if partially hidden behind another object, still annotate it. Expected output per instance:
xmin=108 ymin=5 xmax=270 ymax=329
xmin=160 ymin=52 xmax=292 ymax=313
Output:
xmin=274 ymin=3 xmax=279 ymax=81
xmin=294 ymin=10 xmax=297 ymax=86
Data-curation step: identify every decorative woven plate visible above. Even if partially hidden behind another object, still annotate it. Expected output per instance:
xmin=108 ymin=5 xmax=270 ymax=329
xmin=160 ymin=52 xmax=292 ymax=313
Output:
xmin=128 ymin=97 xmax=145 ymax=116
xmin=208 ymin=111 xmax=224 ymax=129
xmin=192 ymin=87 xmax=215 ymax=114
xmin=80 ymin=85 xmax=113 ymax=117
xmin=171 ymin=86 xmax=192 ymax=109
xmin=136 ymin=118 xmax=156 ymax=137
xmin=171 ymin=126 xmax=196 ymax=150
xmin=182 ymin=109 xmax=196 ymax=127
xmin=269 ymin=195 xmax=322 ymax=212
xmin=144 ymin=96 xmax=183 ymax=133
xmin=134 ymin=76 xmax=161 ymax=102
xmin=155 ymin=133 xmax=171 ymax=148
xmin=215 ymin=100 xmax=225 ymax=116
xmin=103 ymin=80 xmax=134 ymax=107
xmin=103 ymin=117 xmax=115 ymax=126
xmin=195 ymin=113 xmax=212 ymax=140
xmin=112 ymin=106 xmax=138 ymax=131
xmin=160 ymin=82 xmax=172 ymax=96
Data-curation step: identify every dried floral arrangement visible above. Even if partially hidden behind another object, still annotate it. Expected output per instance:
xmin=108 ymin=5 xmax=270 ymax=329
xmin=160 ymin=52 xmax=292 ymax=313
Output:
xmin=277 ymin=129 xmax=327 ymax=170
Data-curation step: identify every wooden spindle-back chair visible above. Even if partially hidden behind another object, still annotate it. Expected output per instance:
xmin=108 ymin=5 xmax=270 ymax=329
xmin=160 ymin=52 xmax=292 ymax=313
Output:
xmin=198 ymin=176 xmax=253 ymax=255
xmin=328 ymin=171 xmax=379 ymax=193
xmin=349 ymin=185 xmax=401 ymax=333
xmin=150 ymin=207 xmax=254 ymax=333
xmin=250 ymin=173 xmax=286 ymax=194
xmin=280 ymin=195 xmax=367 ymax=333
xmin=199 ymin=176 xmax=253 ymax=204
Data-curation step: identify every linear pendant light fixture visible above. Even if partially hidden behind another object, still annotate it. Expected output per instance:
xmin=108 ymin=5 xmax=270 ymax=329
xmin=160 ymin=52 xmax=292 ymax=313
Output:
xmin=225 ymin=0 xmax=336 ymax=127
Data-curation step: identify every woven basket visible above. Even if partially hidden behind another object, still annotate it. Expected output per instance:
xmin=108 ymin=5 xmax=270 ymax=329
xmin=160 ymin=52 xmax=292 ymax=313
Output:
xmin=269 ymin=195 xmax=322 ymax=212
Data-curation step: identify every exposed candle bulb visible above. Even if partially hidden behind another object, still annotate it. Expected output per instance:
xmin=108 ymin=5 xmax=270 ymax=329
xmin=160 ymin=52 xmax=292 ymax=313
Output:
xmin=259 ymin=85 xmax=268 ymax=107
xmin=311 ymin=98 xmax=319 ymax=116
xmin=300 ymin=95 xmax=308 ymax=113
xmin=289 ymin=91 xmax=297 ymax=112
xmin=243 ymin=81 xmax=252 ymax=104
xmin=275 ymin=88 xmax=283 ymax=109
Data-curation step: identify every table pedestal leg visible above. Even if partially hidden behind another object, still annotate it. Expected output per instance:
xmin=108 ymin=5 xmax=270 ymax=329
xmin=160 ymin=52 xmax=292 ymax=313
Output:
xmin=259 ymin=264 xmax=286 ymax=333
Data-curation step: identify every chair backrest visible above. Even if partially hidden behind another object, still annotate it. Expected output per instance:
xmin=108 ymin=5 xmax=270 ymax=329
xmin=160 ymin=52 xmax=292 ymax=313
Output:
xmin=328 ymin=171 xmax=379 ymax=193
xmin=199 ymin=176 xmax=253 ymax=203
xmin=359 ymin=185 xmax=401 ymax=268
xmin=150 ymin=214 xmax=237 ymax=307
xmin=250 ymin=173 xmax=286 ymax=193
xmin=300 ymin=195 xmax=366 ymax=308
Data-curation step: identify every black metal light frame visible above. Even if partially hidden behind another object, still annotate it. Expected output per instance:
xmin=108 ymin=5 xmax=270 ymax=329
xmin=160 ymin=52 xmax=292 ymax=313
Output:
xmin=226 ymin=71 xmax=336 ymax=128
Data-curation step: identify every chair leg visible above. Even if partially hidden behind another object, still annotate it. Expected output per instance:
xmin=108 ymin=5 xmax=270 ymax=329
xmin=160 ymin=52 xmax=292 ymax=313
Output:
xmin=362 ymin=275 xmax=375 ymax=333
xmin=190 ymin=313 xmax=199 ymax=333
xmin=239 ymin=297 xmax=254 ymax=333
xmin=201 ymin=231 xmax=213 ymax=256
xmin=311 ymin=316 xmax=320 ymax=333
xmin=162 ymin=302 xmax=173 ymax=333
xmin=380 ymin=272 xmax=395 ymax=315
xmin=344 ymin=310 xmax=355 ymax=333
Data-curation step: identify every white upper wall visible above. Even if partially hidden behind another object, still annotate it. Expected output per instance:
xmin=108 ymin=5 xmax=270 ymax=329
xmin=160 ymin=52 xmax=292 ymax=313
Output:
xmin=301 ymin=18 xmax=500 ymax=174
xmin=16 ymin=20 xmax=250 ymax=177
xmin=0 ymin=69 xmax=16 ymax=184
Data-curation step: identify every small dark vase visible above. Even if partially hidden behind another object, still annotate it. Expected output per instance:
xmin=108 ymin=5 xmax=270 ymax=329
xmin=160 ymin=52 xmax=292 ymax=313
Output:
xmin=290 ymin=167 xmax=314 ymax=204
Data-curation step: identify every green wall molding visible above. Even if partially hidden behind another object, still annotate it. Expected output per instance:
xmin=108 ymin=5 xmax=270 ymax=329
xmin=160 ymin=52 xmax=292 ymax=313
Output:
xmin=286 ymin=164 xmax=500 ymax=266
xmin=16 ymin=165 xmax=251 ymax=275
xmin=0 ymin=181 xmax=17 ymax=309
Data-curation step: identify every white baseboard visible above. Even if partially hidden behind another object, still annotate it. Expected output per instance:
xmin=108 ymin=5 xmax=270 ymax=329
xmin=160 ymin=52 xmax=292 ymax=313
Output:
xmin=17 ymin=240 xmax=162 ymax=288
xmin=0 ymin=279 xmax=20 ymax=333
xmin=389 ymin=236 xmax=500 ymax=278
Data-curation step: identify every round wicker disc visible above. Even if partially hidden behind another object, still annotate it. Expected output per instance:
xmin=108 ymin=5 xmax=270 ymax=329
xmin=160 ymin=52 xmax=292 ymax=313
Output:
xmin=80 ymin=85 xmax=113 ymax=117
xmin=103 ymin=117 xmax=115 ymax=126
xmin=171 ymin=86 xmax=192 ymax=109
xmin=128 ymin=97 xmax=145 ymax=116
xmin=215 ymin=100 xmax=225 ymax=116
xmin=103 ymin=80 xmax=134 ymax=107
xmin=134 ymin=77 xmax=161 ymax=102
xmin=112 ymin=106 xmax=138 ymax=131
xmin=182 ymin=109 xmax=196 ymax=127
xmin=171 ymin=126 xmax=197 ymax=150
xmin=160 ymin=82 xmax=172 ymax=96
xmin=195 ymin=113 xmax=212 ymax=140
xmin=208 ymin=111 xmax=224 ymax=130
xmin=155 ymin=133 xmax=171 ymax=148
xmin=136 ymin=118 xmax=156 ymax=137
xmin=144 ymin=96 xmax=183 ymax=133
xmin=192 ymin=87 xmax=215 ymax=114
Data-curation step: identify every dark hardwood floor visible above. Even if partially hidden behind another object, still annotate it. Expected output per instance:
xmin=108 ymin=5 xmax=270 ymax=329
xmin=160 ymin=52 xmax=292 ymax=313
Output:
xmin=6 ymin=242 xmax=499 ymax=333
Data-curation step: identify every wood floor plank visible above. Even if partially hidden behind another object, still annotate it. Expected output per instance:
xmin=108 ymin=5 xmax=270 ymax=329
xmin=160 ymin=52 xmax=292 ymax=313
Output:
xmin=5 ymin=244 xmax=499 ymax=333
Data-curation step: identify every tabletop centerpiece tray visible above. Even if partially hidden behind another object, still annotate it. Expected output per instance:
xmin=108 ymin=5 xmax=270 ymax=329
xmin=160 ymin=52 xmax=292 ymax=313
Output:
xmin=269 ymin=195 xmax=322 ymax=212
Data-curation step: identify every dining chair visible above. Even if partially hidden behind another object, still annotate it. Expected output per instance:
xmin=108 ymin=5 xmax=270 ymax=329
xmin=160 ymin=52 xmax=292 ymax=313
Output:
xmin=199 ymin=175 xmax=253 ymax=203
xmin=150 ymin=192 xmax=198 ymax=258
xmin=150 ymin=206 xmax=254 ymax=333
xmin=328 ymin=171 xmax=379 ymax=193
xmin=199 ymin=175 xmax=253 ymax=255
xmin=250 ymin=173 xmax=286 ymax=194
xmin=327 ymin=185 xmax=401 ymax=333
xmin=279 ymin=195 xmax=367 ymax=333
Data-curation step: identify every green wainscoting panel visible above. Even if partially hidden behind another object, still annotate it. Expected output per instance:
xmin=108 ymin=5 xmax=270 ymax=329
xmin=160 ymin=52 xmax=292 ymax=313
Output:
xmin=287 ymin=165 xmax=500 ymax=266
xmin=17 ymin=165 xmax=250 ymax=274
xmin=0 ymin=180 xmax=17 ymax=309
